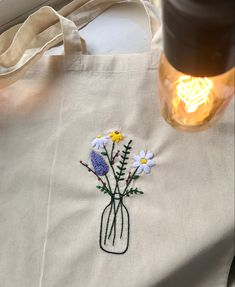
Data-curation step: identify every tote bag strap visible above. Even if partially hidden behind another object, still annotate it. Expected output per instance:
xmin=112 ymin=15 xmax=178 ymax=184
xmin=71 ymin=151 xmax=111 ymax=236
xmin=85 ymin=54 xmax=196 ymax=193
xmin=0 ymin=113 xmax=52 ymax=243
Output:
xmin=0 ymin=0 xmax=91 ymax=55
xmin=0 ymin=6 xmax=86 ymax=88
xmin=0 ymin=0 xmax=161 ymax=89
xmin=0 ymin=0 xmax=161 ymax=54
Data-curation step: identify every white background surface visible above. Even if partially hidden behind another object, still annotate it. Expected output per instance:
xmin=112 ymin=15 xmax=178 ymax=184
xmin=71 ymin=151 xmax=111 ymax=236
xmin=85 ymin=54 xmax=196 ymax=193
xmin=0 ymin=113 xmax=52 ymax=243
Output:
xmin=80 ymin=3 xmax=151 ymax=54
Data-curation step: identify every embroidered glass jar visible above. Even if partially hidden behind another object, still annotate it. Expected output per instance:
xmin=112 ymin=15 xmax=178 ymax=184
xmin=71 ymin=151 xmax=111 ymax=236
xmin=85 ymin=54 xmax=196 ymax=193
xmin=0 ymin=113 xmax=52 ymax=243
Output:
xmin=100 ymin=193 xmax=129 ymax=254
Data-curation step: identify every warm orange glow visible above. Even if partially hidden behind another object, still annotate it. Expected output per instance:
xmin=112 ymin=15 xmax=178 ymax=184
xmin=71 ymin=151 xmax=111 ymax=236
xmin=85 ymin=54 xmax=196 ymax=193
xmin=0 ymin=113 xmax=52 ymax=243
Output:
xmin=175 ymin=75 xmax=214 ymax=113
xmin=159 ymin=53 xmax=234 ymax=131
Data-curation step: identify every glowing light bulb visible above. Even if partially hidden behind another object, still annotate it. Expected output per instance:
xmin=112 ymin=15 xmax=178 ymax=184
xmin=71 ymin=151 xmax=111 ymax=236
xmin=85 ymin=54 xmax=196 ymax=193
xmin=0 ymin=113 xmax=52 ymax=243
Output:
xmin=160 ymin=0 xmax=235 ymax=131
xmin=158 ymin=54 xmax=234 ymax=131
xmin=175 ymin=76 xmax=213 ymax=113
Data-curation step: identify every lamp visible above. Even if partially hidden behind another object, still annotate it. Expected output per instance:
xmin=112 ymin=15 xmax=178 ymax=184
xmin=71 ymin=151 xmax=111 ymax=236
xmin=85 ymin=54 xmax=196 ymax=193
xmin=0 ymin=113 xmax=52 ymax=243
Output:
xmin=158 ymin=0 xmax=235 ymax=131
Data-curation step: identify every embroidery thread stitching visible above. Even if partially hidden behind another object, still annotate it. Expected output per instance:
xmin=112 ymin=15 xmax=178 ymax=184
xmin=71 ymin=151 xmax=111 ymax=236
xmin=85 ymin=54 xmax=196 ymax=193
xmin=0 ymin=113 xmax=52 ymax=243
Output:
xmin=80 ymin=131 xmax=155 ymax=255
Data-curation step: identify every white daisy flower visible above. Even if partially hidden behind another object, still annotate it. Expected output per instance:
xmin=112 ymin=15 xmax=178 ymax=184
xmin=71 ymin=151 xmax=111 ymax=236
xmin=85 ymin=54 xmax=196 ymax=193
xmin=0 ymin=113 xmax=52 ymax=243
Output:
xmin=133 ymin=150 xmax=155 ymax=174
xmin=92 ymin=135 xmax=109 ymax=149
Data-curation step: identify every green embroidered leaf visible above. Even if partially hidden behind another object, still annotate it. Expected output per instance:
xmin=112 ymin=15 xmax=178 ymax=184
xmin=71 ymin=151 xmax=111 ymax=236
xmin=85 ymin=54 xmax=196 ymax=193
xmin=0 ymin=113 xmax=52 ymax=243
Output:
xmin=119 ymin=161 xmax=128 ymax=166
xmin=101 ymin=152 xmax=107 ymax=156
xmin=115 ymin=140 xmax=133 ymax=184
xmin=117 ymin=165 xmax=127 ymax=171
xmin=116 ymin=171 xmax=125 ymax=176
xmin=96 ymin=185 xmax=107 ymax=192
xmin=124 ymin=145 xmax=132 ymax=150
xmin=133 ymin=175 xmax=140 ymax=180
xmin=120 ymin=155 xmax=127 ymax=160
xmin=125 ymin=187 xmax=144 ymax=197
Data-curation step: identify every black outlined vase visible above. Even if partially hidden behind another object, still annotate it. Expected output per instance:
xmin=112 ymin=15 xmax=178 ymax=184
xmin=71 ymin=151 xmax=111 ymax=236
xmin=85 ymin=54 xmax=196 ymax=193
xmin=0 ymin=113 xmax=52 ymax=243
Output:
xmin=100 ymin=194 xmax=130 ymax=254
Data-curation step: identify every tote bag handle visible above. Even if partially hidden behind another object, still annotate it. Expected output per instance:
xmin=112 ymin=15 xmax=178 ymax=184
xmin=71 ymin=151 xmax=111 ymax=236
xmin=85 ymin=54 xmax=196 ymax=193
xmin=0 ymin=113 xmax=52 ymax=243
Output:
xmin=0 ymin=0 xmax=161 ymax=89
xmin=0 ymin=6 xmax=86 ymax=88
xmin=0 ymin=0 xmax=161 ymax=55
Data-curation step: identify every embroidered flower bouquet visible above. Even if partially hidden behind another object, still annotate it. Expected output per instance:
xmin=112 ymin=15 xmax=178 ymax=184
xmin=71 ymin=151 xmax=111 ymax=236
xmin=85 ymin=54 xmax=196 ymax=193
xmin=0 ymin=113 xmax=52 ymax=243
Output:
xmin=80 ymin=131 xmax=155 ymax=254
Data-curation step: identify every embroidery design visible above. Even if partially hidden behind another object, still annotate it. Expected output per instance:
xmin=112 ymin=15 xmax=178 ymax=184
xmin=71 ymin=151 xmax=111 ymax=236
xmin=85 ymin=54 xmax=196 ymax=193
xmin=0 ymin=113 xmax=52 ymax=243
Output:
xmin=80 ymin=131 xmax=155 ymax=255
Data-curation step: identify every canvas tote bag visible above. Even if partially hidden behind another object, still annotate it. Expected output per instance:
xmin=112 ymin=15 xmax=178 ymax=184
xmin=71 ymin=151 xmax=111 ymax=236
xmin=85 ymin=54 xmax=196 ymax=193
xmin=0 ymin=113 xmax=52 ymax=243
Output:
xmin=0 ymin=1 xmax=234 ymax=287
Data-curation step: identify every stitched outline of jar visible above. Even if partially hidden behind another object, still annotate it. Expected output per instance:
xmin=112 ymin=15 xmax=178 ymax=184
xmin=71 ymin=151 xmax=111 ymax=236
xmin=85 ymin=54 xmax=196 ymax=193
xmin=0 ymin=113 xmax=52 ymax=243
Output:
xmin=80 ymin=131 xmax=155 ymax=255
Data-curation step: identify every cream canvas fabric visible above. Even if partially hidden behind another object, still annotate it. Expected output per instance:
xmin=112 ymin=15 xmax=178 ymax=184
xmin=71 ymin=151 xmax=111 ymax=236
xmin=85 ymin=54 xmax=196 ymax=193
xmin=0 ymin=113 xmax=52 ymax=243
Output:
xmin=0 ymin=1 xmax=234 ymax=287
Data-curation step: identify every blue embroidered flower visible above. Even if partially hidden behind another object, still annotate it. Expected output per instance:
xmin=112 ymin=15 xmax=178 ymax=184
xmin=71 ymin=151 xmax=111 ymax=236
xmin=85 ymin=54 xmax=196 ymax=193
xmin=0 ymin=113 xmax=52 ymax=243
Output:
xmin=91 ymin=151 xmax=109 ymax=176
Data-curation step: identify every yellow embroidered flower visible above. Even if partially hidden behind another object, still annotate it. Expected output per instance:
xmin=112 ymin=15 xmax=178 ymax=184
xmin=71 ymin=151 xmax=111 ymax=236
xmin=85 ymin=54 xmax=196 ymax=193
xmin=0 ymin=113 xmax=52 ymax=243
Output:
xmin=109 ymin=131 xmax=123 ymax=143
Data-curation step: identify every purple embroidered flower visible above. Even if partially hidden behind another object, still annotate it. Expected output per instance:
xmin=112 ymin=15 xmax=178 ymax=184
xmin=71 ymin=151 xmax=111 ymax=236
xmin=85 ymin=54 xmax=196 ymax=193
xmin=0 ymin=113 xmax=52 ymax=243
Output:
xmin=90 ymin=151 xmax=109 ymax=176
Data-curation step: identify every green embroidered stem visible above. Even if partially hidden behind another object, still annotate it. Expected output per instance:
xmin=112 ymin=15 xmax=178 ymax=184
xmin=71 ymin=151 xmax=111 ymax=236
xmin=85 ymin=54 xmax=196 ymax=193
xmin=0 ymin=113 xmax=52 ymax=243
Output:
xmin=116 ymin=140 xmax=132 ymax=182
xmin=126 ymin=172 xmax=131 ymax=185
xmin=112 ymin=199 xmax=117 ymax=245
xmin=82 ymin=133 xmax=156 ymax=255
xmin=80 ymin=161 xmax=112 ymax=196
xmin=109 ymin=140 xmax=133 ymax=229
xmin=108 ymin=199 xmax=121 ymax=240
xmin=103 ymin=146 xmax=114 ymax=170
xmin=103 ymin=145 xmax=122 ymax=196
xmin=105 ymin=174 xmax=112 ymax=194
xmin=103 ymin=145 xmax=118 ymax=184
xmin=113 ymin=140 xmax=132 ymax=195
xmin=104 ymin=200 xmax=113 ymax=245
xmin=107 ymin=167 xmax=140 ymax=238
xmin=122 ymin=167 xmax=138 ymax=196
xmin=125 ymin=187 xmax=144 ymax=197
